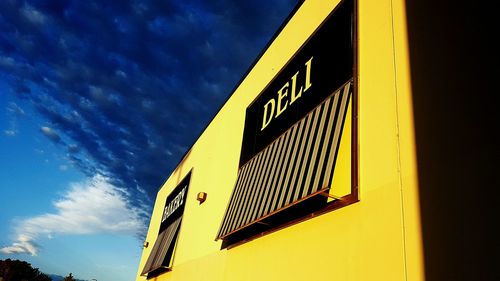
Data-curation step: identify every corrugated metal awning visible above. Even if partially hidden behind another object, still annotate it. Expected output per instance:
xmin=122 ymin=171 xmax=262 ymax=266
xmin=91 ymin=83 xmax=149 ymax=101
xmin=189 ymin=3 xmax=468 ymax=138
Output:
xmin=217 ymin=81 xmax=351 ymax=240
xmin=141 ymin=216 xmax=182 ymax=276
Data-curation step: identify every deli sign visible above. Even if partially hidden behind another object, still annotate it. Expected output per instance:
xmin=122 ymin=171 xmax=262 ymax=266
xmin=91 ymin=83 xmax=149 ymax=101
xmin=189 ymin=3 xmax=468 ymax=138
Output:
xmin=240 ymin=0 xmax=353 ymax=166
xmin=260 ymin=57 xmax=313 ymax=131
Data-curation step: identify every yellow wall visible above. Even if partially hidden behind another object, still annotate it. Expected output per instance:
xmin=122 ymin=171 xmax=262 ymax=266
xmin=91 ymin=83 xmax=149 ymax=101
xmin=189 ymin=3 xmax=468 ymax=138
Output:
xmin=136 ymin=0 xmax=424 ymax=280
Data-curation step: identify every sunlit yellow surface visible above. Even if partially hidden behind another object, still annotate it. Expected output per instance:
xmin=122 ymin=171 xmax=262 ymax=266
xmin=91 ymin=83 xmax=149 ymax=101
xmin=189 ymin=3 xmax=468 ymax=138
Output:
xmin=136 ymin=0 xmax=424 ymax=280
xmin=329 ymin=96 xmax=351 ymax=200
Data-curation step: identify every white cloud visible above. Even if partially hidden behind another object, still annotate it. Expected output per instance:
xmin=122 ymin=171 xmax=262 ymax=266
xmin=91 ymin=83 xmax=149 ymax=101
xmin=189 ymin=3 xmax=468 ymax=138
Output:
xmin=7 ymin=103 xmax=25 ymax=116
xmin=3 ymin=130 xmax=17 ymax=136
xmin=0 ymin=235 xmax=38 ymax=255
xmin=40 ymin=126 xmax=61 ymax=142
xmin=0 ymin=175 xmax=147 ymax=256
xmin=21 ymin=5 xmax=46 ymax=25
xmin=0 ymin=56 xmax=17 ymax=68
xmin=3 ymin=102 xmax=24 ymax=137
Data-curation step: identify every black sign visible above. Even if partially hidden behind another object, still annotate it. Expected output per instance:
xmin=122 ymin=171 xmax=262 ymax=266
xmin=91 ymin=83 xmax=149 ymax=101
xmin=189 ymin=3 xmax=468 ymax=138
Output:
xmin=239 ymin=0 xmax=353 ymax=166
xmin=159 ymin=172 xmax=191 ymax=232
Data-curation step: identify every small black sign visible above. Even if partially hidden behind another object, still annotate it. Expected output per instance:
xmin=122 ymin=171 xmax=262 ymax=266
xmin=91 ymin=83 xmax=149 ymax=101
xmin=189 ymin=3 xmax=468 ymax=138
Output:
xmin=239 ymin=0 xmax=353 ymax=166
xmin=159 ymin=172 xmax=191 ymax=232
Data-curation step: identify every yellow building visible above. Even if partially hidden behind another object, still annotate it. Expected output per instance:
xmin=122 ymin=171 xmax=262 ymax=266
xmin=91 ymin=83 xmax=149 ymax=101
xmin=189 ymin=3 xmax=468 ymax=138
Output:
xmin=135 ymin=0 xmax=496 ymax=280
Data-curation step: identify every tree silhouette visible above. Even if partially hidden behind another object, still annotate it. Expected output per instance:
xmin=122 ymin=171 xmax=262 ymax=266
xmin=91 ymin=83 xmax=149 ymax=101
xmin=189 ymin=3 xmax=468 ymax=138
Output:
xmin=63 ymin=273 xmax=76 ymax=281
xmin=0 ymin=259 xmax=52 ymax=281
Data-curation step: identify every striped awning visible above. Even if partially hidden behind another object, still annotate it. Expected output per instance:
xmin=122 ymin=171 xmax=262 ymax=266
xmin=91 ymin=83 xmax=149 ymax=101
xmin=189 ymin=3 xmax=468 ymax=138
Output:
xmin=141 ymin=216 xmax=182 ymax=276
xmin=217 ymin=81 xmax=351 ymax=240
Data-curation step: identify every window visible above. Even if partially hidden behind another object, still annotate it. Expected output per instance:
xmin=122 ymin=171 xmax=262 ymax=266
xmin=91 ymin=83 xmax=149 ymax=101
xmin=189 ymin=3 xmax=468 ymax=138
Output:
xmin=216 ymin=0 xmax=357 ymax=248
xmin=141 ymin=172 xmax=191 ymax=278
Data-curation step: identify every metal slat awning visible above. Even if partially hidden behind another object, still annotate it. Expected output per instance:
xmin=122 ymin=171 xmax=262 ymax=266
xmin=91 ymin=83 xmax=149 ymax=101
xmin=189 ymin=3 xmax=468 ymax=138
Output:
xmin=141 ymin=217 xmax=182 ymax=276
xmin=217 ymin=81 xmax=351 ymax=240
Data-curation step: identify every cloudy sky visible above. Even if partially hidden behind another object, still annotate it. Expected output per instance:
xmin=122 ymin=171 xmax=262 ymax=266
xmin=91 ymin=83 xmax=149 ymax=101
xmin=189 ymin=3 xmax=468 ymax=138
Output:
xmin=0 ymin=0 xmax=296 ymax=280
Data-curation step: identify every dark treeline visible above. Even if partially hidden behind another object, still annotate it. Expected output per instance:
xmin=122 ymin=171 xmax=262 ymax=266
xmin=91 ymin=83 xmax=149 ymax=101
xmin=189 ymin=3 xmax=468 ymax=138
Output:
xmin=0 ymin=259 xmax=82 ymax=281
xmin=0 ymin=259 xmax=51 ymax=281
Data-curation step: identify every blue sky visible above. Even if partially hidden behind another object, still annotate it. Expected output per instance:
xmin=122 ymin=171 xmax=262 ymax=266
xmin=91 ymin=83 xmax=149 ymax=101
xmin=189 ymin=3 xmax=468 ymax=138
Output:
xmin=0 ymin=0 xmax=296 ymax=280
